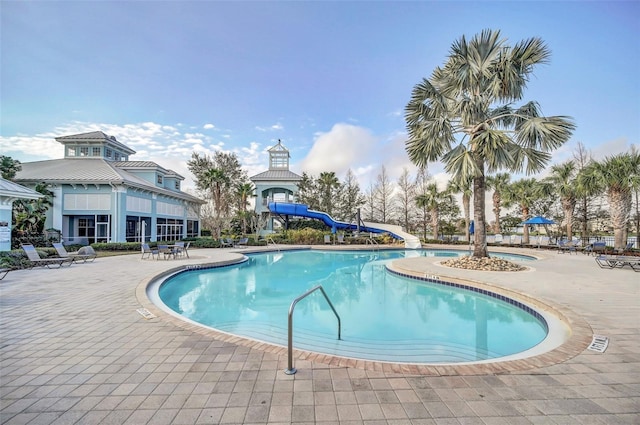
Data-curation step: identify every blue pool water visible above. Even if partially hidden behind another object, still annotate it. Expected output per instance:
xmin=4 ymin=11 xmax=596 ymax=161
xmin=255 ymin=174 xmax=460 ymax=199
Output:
xmin=157 ymin=249 xmax=546 ymax=363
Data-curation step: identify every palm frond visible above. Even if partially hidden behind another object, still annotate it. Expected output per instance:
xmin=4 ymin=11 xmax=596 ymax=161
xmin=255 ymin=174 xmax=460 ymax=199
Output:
xmin=515 ymin=116 xmax=575 ymax=150
xmin=441 ymin=143 xmax=479 ymax=182
xmin=474 ymin=130 xmax=515 ymax=173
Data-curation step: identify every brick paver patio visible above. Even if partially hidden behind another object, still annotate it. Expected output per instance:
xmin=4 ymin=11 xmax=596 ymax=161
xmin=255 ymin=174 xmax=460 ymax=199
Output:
xmin=1 ymin=246 xmax=638 ymax=424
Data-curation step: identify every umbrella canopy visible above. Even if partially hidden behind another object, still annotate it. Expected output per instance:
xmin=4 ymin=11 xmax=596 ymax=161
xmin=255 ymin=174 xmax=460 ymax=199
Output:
xmin=469 ymin=220 xmax=475 ymax=235
xmin=522 ymin=216 xmax=555 ymax=225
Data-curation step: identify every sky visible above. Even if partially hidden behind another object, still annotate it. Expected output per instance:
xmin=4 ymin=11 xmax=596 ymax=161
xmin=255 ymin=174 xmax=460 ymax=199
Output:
xmin=1 ymin=1 xmax=639 ymax=197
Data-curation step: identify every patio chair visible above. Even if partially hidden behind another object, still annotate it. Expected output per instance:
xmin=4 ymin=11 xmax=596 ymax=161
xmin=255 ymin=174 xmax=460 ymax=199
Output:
xmin=21 ymin=244 xmax=73 ymax=268
xmin=141 ymin=243 xmax=159 ymax=260
xmin=234 ymin=237 xmax=249 ymax=248
xmin=52 ymin=243 xmax=97 ymax=263
xmin=158 ymin=244 xmax=177 ymax=260
xmin=337 ymin=233 xmax=345 ymax=244
xmin=174 ymin=241 xmax=190 ymax=258
xmin=220 ymin=238 xmax=233 ymax=248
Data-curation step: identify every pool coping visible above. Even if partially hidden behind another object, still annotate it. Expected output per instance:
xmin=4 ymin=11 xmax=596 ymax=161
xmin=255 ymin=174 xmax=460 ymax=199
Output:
xmin=136 ymin=249 xmax=593 ymax=376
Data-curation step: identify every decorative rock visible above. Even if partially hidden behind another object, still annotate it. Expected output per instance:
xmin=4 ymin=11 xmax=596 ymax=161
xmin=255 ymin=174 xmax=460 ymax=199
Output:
xmin=442 ymin=255 xmax=526 ymax=272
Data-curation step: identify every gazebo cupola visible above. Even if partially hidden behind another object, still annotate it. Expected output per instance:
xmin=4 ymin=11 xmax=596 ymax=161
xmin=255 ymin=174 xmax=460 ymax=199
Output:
xmin=268 ymin=139 xmax=290 ymax=170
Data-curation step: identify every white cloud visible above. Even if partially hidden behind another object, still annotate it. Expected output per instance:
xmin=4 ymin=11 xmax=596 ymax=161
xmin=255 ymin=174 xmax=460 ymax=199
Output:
xmin=203 ymin=123 xmax=215 ymax=130
xmin=255 ymin=123 xmax=284 ymax=132
xmin=0 ymin=120 xmax=270 ymax=193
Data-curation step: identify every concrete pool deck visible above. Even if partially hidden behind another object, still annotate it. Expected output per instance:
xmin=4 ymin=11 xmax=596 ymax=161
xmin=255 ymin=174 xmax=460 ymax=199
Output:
xmin=1 ymin=245 xmax=638 ymax=424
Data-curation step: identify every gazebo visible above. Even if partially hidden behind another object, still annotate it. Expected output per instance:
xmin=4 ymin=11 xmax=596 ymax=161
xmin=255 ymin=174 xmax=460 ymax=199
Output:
xmin=0 ymin=178 xmax=43 ymax=251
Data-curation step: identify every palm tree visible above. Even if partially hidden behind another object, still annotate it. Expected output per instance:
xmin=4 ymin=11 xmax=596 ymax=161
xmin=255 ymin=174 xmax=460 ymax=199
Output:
xmin=317 ymin=172 xmax=340 ymax=216
xmin=203 ymin=168 xmax=229 ymax=238
xmin=235 ymin=182 xmax=255 ymax=234
xmin=579 ymin=151 xmax=640 ymax=250
xmin=0 ymin=156 xmax=21 ymax=180
xmin=415 ymin=182 xmax=449 ymax=240
xmin=405 ymin=29 xmax=574 ymax=257
xmin=485 ymin=173 xmax=511 ymax=234
xmin=543 ymin=161 xmax=578 ymax=240
xmin=502 ymin=178 xmax=544 ymax=244
xmin=447 ymin=177 xmax=472 ymax=242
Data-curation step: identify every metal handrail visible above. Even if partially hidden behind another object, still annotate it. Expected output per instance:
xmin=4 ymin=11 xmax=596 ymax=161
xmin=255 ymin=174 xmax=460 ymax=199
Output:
xmin=365 ymin=236 xmax=379 ymax=250
xmin=266 ymin=237 xmax=280 ymax=251
xmin=285 ymin=285 xmax=341 ymax=375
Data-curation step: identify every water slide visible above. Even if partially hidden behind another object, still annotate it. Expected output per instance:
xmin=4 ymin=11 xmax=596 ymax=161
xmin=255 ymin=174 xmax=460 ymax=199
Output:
xmin=268 ymin=202 xmax=422 ymax=249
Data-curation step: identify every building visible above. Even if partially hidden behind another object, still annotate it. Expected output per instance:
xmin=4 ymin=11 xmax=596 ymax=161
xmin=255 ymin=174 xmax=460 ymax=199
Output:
xmin=250 ymin=140 xmax=302 ymax=234
xmin=14 ymin=131 xmax=204 ymax=245
xmin=0 ymin=178 xmax=43 ymax=251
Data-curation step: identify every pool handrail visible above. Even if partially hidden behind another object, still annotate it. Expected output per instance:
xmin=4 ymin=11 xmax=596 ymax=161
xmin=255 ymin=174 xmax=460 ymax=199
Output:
xmin=285 ymin=285 xmax=341 ymax=375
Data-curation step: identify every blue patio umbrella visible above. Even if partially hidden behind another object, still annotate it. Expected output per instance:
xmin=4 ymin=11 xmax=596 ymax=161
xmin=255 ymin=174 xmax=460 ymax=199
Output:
xmin=522 ymin=216 xmax=555 ymax=248
xmin=469 ymin=220 xmax=475 ymax=235
xmin=522 ymin=216 xmax=555 ymax=225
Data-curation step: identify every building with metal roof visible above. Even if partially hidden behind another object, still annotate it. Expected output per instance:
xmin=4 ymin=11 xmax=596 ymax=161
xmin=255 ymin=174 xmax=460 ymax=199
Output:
xmin=14 ymin=131 xmax=205 ymax=245
xmin=250 ymin=140 xmax=302 ymax=234
xmin=0 ymin=178 xmax=43 ymax=251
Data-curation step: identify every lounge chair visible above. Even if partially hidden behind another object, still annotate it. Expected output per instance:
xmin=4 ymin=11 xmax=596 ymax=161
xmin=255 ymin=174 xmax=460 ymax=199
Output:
xmin=141 ymin=243 xmax=159 ymax=260
xmin=493 ymin=234 xmax=504 ymax=245
xmin=234 ymin=237 xmax=249 ymax=248
xmin=595 ymin=255 xmax=640 ymax=271
xmin=337 ymin=233 xmax=345 ymax=244
xmin=584 ymin=241 xmax=607 ymax=256
xmin=324 ymin=234 xmax=332 ymax=244
xmin=558 ymin=239 xmax=579 ymax=254
xmin=21 ymin=244 xmax=73 ymax=268
xmin=614 ymin=242 xmax=634 ymax=255
xmin=52 ymin=243 xmax=97 ymax=263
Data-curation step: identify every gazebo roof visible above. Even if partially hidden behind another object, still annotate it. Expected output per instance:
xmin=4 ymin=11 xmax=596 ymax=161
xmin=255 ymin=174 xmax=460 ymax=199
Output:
xmin=0 ymin=178 xmax=43 ymax=202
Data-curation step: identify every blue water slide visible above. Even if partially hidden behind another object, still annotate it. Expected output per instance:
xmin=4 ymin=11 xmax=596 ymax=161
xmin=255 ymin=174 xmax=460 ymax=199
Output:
xmin=268 ymin=202 xmax=402 ymax=239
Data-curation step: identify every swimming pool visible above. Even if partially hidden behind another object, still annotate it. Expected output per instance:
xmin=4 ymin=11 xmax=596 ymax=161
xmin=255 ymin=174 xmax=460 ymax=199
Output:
xmin=154 ymin=249 xmax=552 ymax=364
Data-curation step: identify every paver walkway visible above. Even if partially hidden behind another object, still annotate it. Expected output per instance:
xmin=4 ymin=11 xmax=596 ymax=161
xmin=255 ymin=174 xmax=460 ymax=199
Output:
xmin=1 ymin=246 xmax=638 ymax=424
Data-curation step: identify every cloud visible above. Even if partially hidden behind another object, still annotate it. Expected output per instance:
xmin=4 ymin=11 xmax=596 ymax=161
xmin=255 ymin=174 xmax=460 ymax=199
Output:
xmin=203 ymin=123 xmax=215 ymax=129
xmin=255 ymin=123 xmax=284 ymax=132
xmin=0 ymin=120 xmax=272 ymax=193
xmin=295 ymin=123 xmax=434 ymax=190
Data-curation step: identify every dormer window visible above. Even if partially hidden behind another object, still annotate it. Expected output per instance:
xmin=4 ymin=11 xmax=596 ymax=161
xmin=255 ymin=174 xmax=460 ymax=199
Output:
xmin=105 ymin=148 xmax=112 ymax=159
xmin=79 ymin=147 xmax=89 ymax=157
xmin=92 ymin=147 xmax=101 ymax=156
xmin=67 ymin=147 xmax=76 ymax=157
xmin=157 ymin=175 xmax=163 ymax=184
xmin=175 ymin=181 xmax=180 ymax=190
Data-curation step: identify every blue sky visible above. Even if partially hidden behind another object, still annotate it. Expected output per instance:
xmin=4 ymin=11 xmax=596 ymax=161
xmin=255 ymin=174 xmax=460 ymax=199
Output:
xmin=1 ymin=1 xmax=638 ymax=193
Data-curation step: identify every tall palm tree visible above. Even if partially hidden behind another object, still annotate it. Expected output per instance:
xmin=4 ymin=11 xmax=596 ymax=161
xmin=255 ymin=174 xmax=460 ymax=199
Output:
xmin=203 ymin=168 xmax=229 ymax=238
xmin=415 ymin=182 xmax=448 ymax=240
xmin=317 ymin=172 xmax=340 ymax=216
xmin=579 ymin=151 xmax=640 ymax=250
xmin=235 ymin=182 xmax=255 ymax=235
xmin=405 ymin=29 xmax=574 ymax=257
xmin=485 ymin=173 xmax=511 ymax=234
xmin=502 ymin=178 xmax=544 ymax=244
xmin=447 ymin=177 xmax=472 ymax=242
xmin=543 ymin=161 xmax=578 ymax=240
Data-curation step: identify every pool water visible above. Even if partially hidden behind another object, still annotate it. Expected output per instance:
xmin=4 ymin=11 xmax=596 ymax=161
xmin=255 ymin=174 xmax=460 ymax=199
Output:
xmin=158 ymin=249 xmax=546 ymax=363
